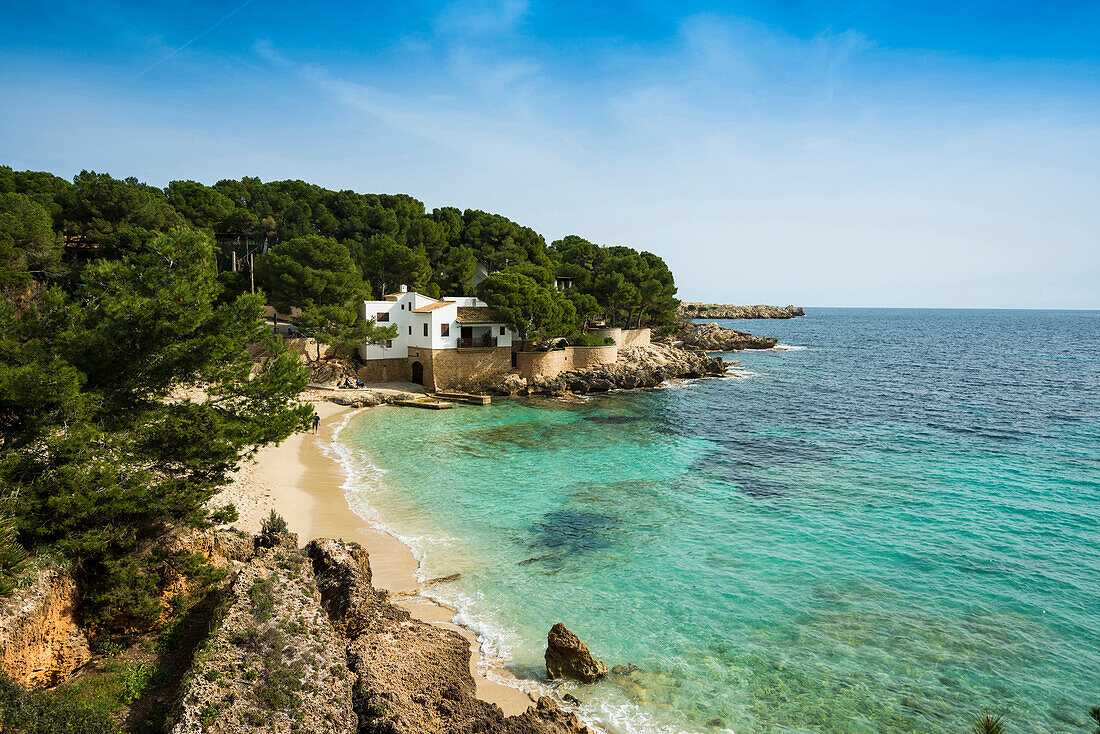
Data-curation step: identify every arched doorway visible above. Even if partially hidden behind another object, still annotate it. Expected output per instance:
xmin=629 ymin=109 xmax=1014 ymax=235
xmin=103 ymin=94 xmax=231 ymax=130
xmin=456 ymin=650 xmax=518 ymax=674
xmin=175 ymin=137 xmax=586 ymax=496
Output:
xmin=411 ymin=361 xmax=424 ymax=385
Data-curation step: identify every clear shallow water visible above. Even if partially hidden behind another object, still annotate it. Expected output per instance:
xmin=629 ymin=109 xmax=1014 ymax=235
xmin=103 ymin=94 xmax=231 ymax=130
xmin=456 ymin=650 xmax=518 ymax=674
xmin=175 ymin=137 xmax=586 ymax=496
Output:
xmin=333 ymin=309 xmax=1100 ymax=734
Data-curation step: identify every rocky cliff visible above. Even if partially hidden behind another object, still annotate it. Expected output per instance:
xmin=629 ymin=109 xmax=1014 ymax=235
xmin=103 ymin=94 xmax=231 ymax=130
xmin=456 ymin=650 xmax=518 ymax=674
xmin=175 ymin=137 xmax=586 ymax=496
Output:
xmin=679 ymin=322 xmax=778 ymax=351
xmin=0 ymin=563 xmax=91 ymax=688
xmin=679 ymin=303 xmax=804 ymax=319
xmin=167 ymin=536 xmax=592 ymax=734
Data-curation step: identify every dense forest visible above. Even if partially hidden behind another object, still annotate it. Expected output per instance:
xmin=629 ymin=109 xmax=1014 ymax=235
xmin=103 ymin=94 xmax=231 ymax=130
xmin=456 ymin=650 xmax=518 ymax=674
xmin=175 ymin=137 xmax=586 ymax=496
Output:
xmin=0 ymin=166 xmax=679 ymax=343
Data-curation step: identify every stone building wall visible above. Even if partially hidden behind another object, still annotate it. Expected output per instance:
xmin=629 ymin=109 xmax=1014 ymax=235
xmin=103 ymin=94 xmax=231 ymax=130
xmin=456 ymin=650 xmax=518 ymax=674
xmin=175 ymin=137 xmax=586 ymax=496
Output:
xmin=419 ymin=346 xmax=512 ymax=391
xmin=619 ymin=328 xmax=651 ymax=347
xmin=356 ymin=358 xmax=412 ymax=384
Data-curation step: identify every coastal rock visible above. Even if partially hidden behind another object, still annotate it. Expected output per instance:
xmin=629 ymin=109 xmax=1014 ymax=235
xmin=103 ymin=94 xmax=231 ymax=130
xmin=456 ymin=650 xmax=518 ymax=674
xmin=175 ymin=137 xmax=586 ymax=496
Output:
xmin=306 ymin=538 xmax=409 ymax=638
xmin=545 ymin=623 xmax=609 ymax=683
xmin=168 ymin=547 xmax=356 ymax=734
xmin=0 ymin=564 xmax=91 ymax=688
xmin=329 ymin=390 xmax=386 ymax=408
xmin=678 ymin=303 xmax=804 ymax=319
xmin=679 ymin=322 xmax=778 ymax=351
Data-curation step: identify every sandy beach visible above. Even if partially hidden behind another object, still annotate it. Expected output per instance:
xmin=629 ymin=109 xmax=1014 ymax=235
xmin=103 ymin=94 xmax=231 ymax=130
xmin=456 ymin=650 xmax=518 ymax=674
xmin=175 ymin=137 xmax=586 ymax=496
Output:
xmin=216 ymin=399 xmax=537 ymax=716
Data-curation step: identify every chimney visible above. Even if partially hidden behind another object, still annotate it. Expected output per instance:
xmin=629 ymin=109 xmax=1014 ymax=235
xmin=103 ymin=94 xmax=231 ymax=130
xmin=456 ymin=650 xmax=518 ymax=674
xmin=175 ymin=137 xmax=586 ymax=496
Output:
xmin=399 ymin=284 xmax=408 ymax=293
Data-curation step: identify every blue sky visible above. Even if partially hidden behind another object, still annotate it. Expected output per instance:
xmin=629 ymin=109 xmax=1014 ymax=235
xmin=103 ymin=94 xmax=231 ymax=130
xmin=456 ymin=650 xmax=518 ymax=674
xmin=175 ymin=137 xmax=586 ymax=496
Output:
xmin=2 ymin=1 xmax=1098 ymax=307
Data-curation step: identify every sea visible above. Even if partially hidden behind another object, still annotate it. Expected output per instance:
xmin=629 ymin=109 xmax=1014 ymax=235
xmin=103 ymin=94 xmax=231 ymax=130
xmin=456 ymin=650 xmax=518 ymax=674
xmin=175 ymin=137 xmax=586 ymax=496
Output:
xmin=326 ymin=308 xmax=1100 ymax=734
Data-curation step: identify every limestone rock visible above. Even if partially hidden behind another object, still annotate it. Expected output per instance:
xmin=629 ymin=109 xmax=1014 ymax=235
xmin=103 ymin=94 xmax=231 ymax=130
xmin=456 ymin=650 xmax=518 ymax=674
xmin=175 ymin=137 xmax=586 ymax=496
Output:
xmin=168 ymin=547 xmax=355 ymax=734
xmin=678 ymin=303 xmax=804 ymax=319
xmin=305 ymin=538 xmax=409 ymax=638
xmin=0 ymin=565 xmax=91 ymax=688
xmin=679 ymin=322 xmax=778 ymax=351
xmin=545 ymin=623 xmax=608 ymax=683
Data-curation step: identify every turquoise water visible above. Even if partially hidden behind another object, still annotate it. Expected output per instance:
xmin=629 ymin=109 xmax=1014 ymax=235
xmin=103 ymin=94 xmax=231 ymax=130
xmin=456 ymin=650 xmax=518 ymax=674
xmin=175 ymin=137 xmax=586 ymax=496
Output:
xmin=330 ymin=309 xmax=1100 ymax=734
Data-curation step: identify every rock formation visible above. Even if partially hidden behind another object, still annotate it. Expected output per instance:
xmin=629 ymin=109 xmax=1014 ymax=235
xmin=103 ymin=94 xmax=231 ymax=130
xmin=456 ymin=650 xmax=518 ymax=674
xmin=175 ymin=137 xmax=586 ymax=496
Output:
xmin=168 ymin=537 xmax=593 ymax=734
xmin=0 ymin=564 xmax=91 ymax=688
xmin=545 ymin=623 xmax=609 ymax=683
xmin=168 ymin=546 xmax=356 ymax=734
xmin=679 ymin=322 xmax=778 ymax=351
xmin=678 ymin=303 xmax=804 ymax=319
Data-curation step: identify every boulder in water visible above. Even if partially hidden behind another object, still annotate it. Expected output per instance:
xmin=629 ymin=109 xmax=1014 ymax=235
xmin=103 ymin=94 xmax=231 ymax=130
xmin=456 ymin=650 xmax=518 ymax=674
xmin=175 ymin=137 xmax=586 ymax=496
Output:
xmin=545 ymin=623 xmax=609 ymax=683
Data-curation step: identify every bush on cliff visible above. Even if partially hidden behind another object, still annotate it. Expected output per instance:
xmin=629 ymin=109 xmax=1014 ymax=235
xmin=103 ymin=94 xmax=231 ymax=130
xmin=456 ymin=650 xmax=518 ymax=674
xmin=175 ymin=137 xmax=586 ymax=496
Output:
xmin=0 ymin=227 xmax=312 ymax=630
xmin=0 ymin=674 xmax=120 ymax=733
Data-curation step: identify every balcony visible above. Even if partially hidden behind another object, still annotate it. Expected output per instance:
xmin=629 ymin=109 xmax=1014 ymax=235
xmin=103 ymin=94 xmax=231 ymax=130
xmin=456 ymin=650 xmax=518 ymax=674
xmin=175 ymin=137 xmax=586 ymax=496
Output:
xmin=457 ymin=336 xmax=497 ymax=348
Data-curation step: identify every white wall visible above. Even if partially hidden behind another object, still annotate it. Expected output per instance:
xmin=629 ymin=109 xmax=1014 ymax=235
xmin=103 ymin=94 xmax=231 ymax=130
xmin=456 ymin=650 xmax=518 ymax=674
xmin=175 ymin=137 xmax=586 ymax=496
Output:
xmin=359 ymin=293 xmax=514 ymax=359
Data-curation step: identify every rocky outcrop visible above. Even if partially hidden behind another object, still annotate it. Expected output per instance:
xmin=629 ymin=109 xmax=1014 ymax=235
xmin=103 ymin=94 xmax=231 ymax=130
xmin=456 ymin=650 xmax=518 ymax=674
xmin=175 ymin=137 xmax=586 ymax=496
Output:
xmin=545 ymin=623 xmax=608 ymax=683
xmin=304 ymin=539 xmax=409 ymax=638
xmin=680 ymin=322 xmax=778 ymax=351
xmin=480 ymin=343 xmax=725 ymax=397
xmin=169 ymin=538 xmax=592 ymax=734
xmin=679 ymin=303 xmax=804 ymax=319
xmin=0 ymin=564 xmax=91 ymax=688
xmin=168 ymin=547 xmax=355 ymax=734
xmin=315 ymin=539 xmax=593 ymax=734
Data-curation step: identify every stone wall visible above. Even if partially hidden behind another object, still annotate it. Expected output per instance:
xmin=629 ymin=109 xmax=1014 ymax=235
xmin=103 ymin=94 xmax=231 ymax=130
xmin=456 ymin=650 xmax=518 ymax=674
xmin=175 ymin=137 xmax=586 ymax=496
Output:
xmin=0 ymin=566 xmax=91 ymax=688
xmin=516 ymin=344 xmax=619 ymax=380
xmin=570 ymin=345 xmax=619 ymax=369
xmin=356 ymin=357 xmax=412 ymax=384
xmin=516 ymin=350 xmax=571 ymax=380
xmin=420 ymin=346 xmax=512 ymax=391
xmin=619 ymin=328 xmax=651 ymax=347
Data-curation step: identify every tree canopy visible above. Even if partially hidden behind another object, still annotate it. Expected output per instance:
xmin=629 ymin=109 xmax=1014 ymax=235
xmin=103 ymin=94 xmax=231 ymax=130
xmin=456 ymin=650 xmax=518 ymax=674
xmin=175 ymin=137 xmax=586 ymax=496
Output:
xmin=0 ymin=166 xmax=680 ymax=334
xmin=0 ymin=227 xmax=311 ymax=629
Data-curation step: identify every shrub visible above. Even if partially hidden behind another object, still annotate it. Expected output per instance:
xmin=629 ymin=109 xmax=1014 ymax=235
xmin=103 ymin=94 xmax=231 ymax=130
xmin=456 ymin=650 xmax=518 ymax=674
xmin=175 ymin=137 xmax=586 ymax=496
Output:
xmin=259 ymin=511 xmax=290 ymax=546
xmin=570 ymin=333 xmax=615 ymax=347
xmin=0 ymin=673 xmax=121 ymax=734
xmin=0 ymin=516 xmax=28 ymax=597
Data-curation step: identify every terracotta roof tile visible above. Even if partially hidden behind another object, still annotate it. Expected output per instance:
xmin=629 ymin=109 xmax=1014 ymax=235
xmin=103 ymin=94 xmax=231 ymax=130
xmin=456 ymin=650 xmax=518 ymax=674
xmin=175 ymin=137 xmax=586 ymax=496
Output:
xmin=412 ymin=301 xmax=453 ymax=313
xmin=456 ymin=306 xmax=501 ymax=323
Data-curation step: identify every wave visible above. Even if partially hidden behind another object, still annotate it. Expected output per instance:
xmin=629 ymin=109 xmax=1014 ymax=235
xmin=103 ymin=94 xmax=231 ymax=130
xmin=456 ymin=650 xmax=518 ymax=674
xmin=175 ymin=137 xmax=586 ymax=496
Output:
xmin=772 ymin=344 xmax=807 ymax=351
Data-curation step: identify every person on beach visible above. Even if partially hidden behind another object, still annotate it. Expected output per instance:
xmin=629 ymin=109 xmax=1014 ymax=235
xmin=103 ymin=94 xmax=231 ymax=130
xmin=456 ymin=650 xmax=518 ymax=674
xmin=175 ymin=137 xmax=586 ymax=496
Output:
xmin=312 ymin=414 xmax=320 ymax=435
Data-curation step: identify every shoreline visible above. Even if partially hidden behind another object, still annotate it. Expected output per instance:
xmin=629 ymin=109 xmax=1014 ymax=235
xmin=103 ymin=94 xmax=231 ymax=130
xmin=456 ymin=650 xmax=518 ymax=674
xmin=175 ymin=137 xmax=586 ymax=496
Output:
xmin=218 ymin=400 xmax=541 ymax=717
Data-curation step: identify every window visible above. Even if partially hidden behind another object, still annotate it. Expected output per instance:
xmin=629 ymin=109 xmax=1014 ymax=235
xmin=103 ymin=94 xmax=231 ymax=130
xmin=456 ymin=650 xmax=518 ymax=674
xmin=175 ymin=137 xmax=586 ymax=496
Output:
xmin=401 ymin=304 xmax=404 ymax=310
xmin=499 ymin=326 xmax=505 ymax=335
xmin=376 ymin=312 xmax=389 ymax=322
xmin=384 ymin=339 xmax=392 ymax=348
xmin=408 ymin=326 xmax=412 ymax=335
xmin=423 ymin=323 xmax=428 ymax=337
xmin=441 ymin=324 xmax=450 ymax=337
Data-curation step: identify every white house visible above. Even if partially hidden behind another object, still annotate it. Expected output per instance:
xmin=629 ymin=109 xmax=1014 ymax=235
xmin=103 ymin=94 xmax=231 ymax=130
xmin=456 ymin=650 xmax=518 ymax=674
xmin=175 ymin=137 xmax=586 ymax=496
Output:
xmin=357 ymin=287 xmax=515 ymax=388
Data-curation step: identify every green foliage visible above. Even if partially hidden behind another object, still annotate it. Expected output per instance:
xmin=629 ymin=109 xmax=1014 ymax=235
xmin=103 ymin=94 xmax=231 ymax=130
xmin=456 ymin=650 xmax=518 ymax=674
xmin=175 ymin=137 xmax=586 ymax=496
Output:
xmin=0 ymin=193 xmax=62 ymax=290
xmin=570 ymin=333 xmax=615 ymax=347
xmin=0 ymin=515 xmax=28 ymax=596
xmin=476 ymin=271 xmax=577 ymax=342
xmin=551 ymin=235 xmax=678 ymax=327
xmin=63 ymin=171 xmax=183 ymax=240
xmin=0 ymin=227 xmax=311 ymax=630
xmin=972 ymin=710 xmax=1005 ymax=734
xmin=258 ymin=511 xmax=290 ymax=549
xmin=256 ymin=235 xmax=366 ymax=313
xmin=296 ymin=303 xmax=397 ymax=359
xmin=0 ymin=673 xmax=122 ymax=734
